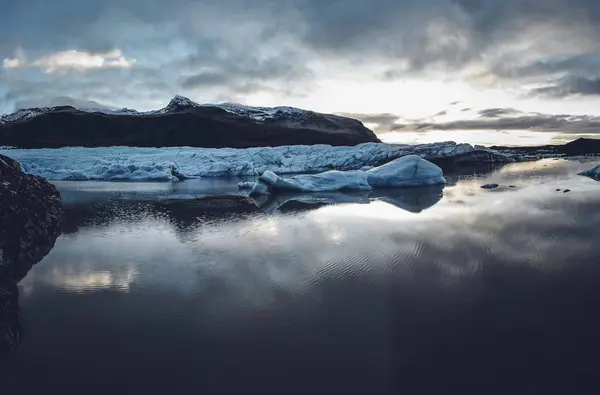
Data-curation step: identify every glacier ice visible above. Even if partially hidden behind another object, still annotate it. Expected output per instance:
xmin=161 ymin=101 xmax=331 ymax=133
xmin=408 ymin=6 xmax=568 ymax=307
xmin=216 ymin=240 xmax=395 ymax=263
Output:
xmin=578 ymin=164 xmax=600 ymax=181
xmin=243 ymin=155 xmax=445 ymax=195
xmin=246 ymin=170 xmax=372 ymax=196
xmin=366 ymin=155 xmax=446 ymax=187
xmin=0 ymin=141 xmax=508 ymax=182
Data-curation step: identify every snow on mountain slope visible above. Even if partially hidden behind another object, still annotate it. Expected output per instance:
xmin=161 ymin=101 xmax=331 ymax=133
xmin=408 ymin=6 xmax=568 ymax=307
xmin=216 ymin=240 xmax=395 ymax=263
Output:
xmin=0 ymin=95 xmax=321 ymax=125
xmin=0 ymin=142 xmax=511 ymax=182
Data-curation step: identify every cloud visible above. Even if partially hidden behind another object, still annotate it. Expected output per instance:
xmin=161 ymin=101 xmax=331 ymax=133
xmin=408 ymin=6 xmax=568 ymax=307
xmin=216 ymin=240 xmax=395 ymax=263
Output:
xmin=3 ymin=49 xmax=136 ymax=74
xmin=531 ymin=76 xmax=600 ymax=98
xmin=2 ymin=66 xmax=173 ymax=112
xmin=340 ymin=107 xmax=600 ymax=135
xmin=12 ymin=96 xmax=117 ymax=111
xmin=3 ymin=58 xmax=23 ymax=69
xmin=4 ymin=1 xmax=600 ymax=114
xmin=178 ymin=47 xmax=311 ymax=94
xmin=337 ymin=112 xmax=409 ymax=132
xmin=404 ymin=109 xmax=600 ymax=133
xmin=479 ymin=108 xmax=520 ymax=118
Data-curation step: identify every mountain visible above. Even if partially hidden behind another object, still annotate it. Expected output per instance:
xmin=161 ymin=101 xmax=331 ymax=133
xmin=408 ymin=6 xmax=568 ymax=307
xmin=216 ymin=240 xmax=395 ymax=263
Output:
xmin=0 ymin=96 xmax=381 ymax=149
xmin=490 ymin=137 xmax=600 ymax=157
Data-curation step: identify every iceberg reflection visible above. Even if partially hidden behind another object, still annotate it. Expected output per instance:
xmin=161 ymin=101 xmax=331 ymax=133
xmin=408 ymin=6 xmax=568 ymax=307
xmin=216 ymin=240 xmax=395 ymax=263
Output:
xmin=251 ymin=184 xmax=445 ymax=214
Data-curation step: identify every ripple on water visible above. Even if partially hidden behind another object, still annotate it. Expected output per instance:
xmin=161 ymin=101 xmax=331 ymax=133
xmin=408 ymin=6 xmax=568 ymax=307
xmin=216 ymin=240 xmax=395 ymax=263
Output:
xmin=5 ymin=158 xmax=600 ymax=394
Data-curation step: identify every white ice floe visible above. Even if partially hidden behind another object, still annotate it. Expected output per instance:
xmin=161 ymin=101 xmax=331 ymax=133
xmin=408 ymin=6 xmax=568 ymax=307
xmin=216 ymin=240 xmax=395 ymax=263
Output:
xmin=578 ymin=164 xmax=600 ymax=181
xmin=242 ymin=155 xmax=446 ymax=195
xmin=0 ymin=141 xmax=506 ymax=182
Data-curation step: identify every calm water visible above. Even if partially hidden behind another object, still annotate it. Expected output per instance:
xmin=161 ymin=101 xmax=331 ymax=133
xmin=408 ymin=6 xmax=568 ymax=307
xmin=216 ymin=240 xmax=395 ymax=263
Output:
xmin=2 ymin=159 xmax=600 ymax=394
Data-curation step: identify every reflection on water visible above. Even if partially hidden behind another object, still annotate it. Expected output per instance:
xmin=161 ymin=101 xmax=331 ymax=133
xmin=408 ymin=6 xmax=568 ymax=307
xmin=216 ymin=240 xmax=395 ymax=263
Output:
xmin=2 ymin=159 xmax=600 ymax=394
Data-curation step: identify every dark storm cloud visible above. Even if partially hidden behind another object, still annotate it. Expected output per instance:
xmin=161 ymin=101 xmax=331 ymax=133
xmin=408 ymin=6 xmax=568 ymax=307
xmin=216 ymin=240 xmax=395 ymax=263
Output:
xmin=342 ymin=108 xmax=600 ymax=134
xmin=337 ymin=112 xmax=414 ymax=133
xmin=179 ymin=48 xmax=311 ymax=92
xmin=407 ymin=111 xmax=600 ymax=133
xmin=479 ymin=108 xmax=520 ymax=118
xmin=531 ymin=77 xmax=600 ymax=98
xmin=3 ymin=0 xmax=600 ymax=66
xmin=345 ymin=113 xmax=401 ymax=125
xmin=180 ymin=72 xmax=231 ymax=89
xmin=4 ymin=0 xmax=600 ymax=111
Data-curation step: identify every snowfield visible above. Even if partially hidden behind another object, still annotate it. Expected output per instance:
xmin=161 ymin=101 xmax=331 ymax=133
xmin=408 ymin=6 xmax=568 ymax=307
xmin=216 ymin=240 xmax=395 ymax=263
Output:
xmin=0 ymin=141 xmax=508 ymax=182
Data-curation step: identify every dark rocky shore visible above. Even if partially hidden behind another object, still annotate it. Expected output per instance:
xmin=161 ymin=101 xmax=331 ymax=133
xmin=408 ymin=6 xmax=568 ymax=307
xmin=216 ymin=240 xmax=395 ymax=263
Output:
xmin=0 ymin=155 xmax=63 ymax=353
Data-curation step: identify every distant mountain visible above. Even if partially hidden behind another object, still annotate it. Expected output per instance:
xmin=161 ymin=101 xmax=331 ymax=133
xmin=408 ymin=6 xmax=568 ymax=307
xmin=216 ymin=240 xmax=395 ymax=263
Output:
xmin=0 ymin=96 xmax=380 ymax=149
xmin=490 ymin=137 xmax=600 ymax=157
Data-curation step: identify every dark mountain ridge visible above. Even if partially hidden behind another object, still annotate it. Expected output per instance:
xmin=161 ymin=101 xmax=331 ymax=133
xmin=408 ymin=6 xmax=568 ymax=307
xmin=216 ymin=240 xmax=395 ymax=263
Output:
xmin=0 ymin=96 xmax=381 ymax=149
xmin=491 ymin=137 xmax=600 ymax=157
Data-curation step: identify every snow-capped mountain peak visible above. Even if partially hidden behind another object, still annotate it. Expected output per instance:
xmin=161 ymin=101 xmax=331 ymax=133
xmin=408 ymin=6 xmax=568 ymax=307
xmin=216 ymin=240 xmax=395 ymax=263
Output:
xmin=0 ymin=95 xmax=318 ymax=125
xmin=160 ymin=95 xmax=200 ymax=113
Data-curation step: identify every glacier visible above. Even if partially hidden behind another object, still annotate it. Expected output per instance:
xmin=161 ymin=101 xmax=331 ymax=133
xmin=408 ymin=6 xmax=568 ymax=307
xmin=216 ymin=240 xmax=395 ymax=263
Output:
xmin=0 ymin=141 xmax=509 ymax=182
xmin=240 ymin=155 xmax=446 ymax=195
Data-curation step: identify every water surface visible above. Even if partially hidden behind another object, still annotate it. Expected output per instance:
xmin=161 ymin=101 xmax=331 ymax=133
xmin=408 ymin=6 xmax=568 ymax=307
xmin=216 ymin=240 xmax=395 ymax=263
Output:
xmin=2 ymin=159 xmax=600 ymax=394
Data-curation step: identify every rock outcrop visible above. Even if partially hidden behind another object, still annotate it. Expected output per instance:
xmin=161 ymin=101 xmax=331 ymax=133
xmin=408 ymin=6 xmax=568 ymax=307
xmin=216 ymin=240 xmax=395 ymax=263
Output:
xmin=0 ymin=96 xmax=381 ymax=149
xmin=0 ymin=154 xmax=63 ymax=353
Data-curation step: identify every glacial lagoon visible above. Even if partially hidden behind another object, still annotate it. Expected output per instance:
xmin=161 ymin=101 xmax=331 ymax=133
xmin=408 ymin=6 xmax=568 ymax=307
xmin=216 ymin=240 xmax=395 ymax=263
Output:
xmin=2 ymin=158 xmax=600 ymax=394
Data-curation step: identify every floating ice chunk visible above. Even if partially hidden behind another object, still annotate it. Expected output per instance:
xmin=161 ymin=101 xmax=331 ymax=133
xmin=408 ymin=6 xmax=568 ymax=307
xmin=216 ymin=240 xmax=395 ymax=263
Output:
xmin=242 ymin=155 xmax=445 ymax=195
xmin=578 ymin=164 xmax=600 ymax=181
xmin=366 ymin=155 xmax=446 ymax=187
xmin=248 ymin=170 xmax=371 ymax=196
xmin=273 ymin=170 xmax=371 ymax=192
xmin=259 ymin=170 xmax=280 ymax=186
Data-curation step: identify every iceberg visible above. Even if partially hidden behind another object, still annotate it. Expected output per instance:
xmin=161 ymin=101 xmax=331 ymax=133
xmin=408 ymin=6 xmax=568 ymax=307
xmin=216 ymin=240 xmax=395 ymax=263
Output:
xmin=366 ymin=155 xmax=447 ymax=187
xmin=578 ymin=164 xmax=600 ymax=181
xmin=0 ymin=142 xmax=509 ymax=182
xmin=242 ymin=155 xmax=446 ymax=195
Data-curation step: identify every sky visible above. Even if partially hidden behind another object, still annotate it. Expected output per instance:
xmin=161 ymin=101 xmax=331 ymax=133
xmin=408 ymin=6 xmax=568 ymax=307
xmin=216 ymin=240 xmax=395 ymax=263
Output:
xmin=2 ymin=0 xmax=600 ymax=146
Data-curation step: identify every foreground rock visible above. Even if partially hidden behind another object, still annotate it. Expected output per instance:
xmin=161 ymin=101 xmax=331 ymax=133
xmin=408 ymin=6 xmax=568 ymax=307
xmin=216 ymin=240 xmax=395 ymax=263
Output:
xmin=0 ymin=96 xmax=380 ymax=149
xmin=0 ymin=141 xmax=511 ymax=181
xmin=240 ymin=155 xmax=446 ymax=195
xmin=0 ymin=154 xmax=63 ymax=353
xmin=578 ymin=164 xmax=600 ymax=181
